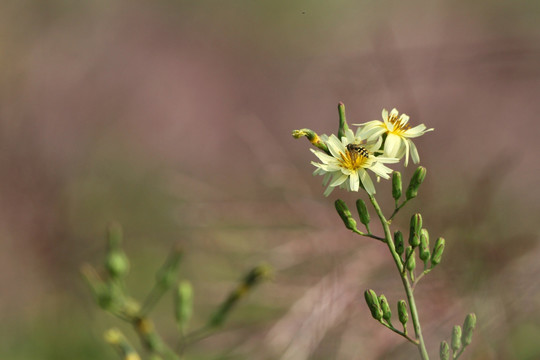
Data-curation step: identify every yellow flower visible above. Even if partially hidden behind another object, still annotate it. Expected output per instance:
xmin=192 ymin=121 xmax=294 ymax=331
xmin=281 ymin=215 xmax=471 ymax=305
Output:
xmin=356 ymin=109 xmax=433 ymax=166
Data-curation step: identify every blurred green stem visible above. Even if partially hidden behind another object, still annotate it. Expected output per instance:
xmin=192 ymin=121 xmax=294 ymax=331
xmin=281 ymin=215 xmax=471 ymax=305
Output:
xmin=368 ymin=195 xmax=429 ymax=360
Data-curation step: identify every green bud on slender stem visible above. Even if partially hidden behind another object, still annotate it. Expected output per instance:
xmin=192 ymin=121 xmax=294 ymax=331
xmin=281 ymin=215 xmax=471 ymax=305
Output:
xmin=394 ymin=231 xmax=404 ymax=256
xmin=356 ymin=199 xmax=370 ymax=231
xmin=409 ymin=213 xmax=422 ymax=247
xmin=208 ymin=264 xmax=272 ymax=328
xmin=451 ymin=325 xmax=462 ymax=353
xmin=337 ymin=102 xmax=349 ymax=139
xmin=392 ymin=171 xmax=402 ymax=202
xmin=106 ymin=250 xmax=130 ymax=280
xmin=104 ymin=328 xmax=141 ymax=360
xmin=406 ymin=166 xmax=427 ymax=200
xmin=431 ymin=237 xmax=446 ymax=267
xmin=439 ymin=341 xmax=450 ymax=360
xmin=175 ymin=280 xmax=194 ymax=333
xmin=379 ymin=294 xmax=392 ymax=322
xmin=406 ymin=246 xmax=416 ymax=273
xmin=419 ymin=229 xmax=430 ymax=264
xmin=398 ymin=300 xmax=409 ymax=327
xmin=364 ymin=289 xmax=383 ymax=321
xmin=462 ymin=313 xmax=477 ymax=346
xmin=292 ymin=128 xmax=330 ymax=154
xmin=335 ymin=199 xmax=358 ymax=231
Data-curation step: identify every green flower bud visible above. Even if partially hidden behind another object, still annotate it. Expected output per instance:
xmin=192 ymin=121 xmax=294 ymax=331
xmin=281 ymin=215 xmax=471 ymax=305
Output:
xmin=292 ymin=128 xmax=329 ymax=154
xmin=364 ymin=289 xmax=383 ymax=321
xmin=378 ymin=294 xmax=392 ymax=322
xmin=106 ymin=250 xmax=130 ymax=279
xmin=409 ymin=213 xmax=422 ymax=247
xmin=419 ymin=229 xmax=430 ymax=263
xmin=394 ymin=231 xmax=404 ymax=256
xmin=355 ymin=199 xmax=370 ymax=226
xmin=439 ymin=341 xmax=450 ymax=360
xmin=406 ymin=166 xmax=427 ymax=200
xmin=335 ymin=199 xmax=357 ymax=231
xmin=398 ymin=300 xmax=408 ymax=326
xmin=406 ymin=247 xmax=416 ymax=272
xmin=337 ymin=102 xmax=349 ymax=139
xmin=451 ymin=325 xmax=462 ymax=352
xmin=175 ymin=280 xmax=193 ymax=332
xmin=431 ymin=237 xmax=446 ymax=267
xmin=462 ymin=313 xmax=477 ymax=346
xmin=392 ymin=171 xmax=402 ymax=200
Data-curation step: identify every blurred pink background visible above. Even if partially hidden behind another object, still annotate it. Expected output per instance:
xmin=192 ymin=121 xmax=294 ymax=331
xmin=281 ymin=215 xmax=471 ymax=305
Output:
xmin=1 ymin=1 xmax=540 ymax=359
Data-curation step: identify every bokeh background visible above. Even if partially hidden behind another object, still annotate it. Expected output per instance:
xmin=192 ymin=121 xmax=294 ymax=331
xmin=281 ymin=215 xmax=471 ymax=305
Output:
xmin=1 ymin=1 xmax=540 ymax=359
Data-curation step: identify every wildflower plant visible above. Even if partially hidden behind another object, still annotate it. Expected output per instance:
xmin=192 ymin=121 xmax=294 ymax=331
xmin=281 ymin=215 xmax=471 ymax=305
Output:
xmin=293 ymin=103 xmax=476 ymax=360
xmin=82 ymin=223 xmax=271 ymax=360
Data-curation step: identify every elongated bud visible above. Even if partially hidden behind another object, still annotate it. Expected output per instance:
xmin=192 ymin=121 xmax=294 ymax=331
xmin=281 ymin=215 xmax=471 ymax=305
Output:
xmin=175 ymin=280 xmax=193 ymax=332
xmin=451 ymin=325 xmax=462 ymax=352
xmin=462 ymin=313 xmax=477 ymax=346
xmin=431 ymin=237 xmax=445 ymax=267
xmin=419 ymin=229 xmax=431 ymax=263
xmin=105 ymin=223 xmax=130 ymax=279
xmin=208 ymin=264 xmax=272 ymax=327
xmin=364 ymin=289 xmax=383 ymax=321
xmin=406 ymin=246 xmax=416 ymax=272
xmin=337 ymin=102 xmax=349 ymax=139
xmin=155 ymin=246 xmax=183 ymax=290
xmin=409 ymin=213 xmax=422 ymax=247
xmin=394 ymin=231 xmax=404 ymax=256
xmin=440 ymin=341 xmax=450 ymax=360
xmin=378 ymin=294 xmax=392 ymax=322
xmin=335 ymin=199 xmax=357 ymax=231
xmin=355 ymin=199 xmax=370 ymax=227
xmin=398 ymin=300 xmax=408 ymax=326
xmin=392 ymin=171 xmax=402 ymax=200
xmin=406 ymin=166 xmax=427 ymax=200
xmin=292 ymin=128 xmax=329 ymax=154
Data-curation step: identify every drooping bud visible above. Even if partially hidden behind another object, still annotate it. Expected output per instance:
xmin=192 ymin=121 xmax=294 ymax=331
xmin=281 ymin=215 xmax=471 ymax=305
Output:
xmin=439 ymin=341 xmax=450 ymax=360
xmin=174 ymin=280 xmax=193 ymax=333
xmin=462 ymin=313 xmax=477 ymax=346
xmin=292 ymin=129 xmax=329 ymax=154
xmin=392 ymin=171 xmax=402 ymax=200
xmin=335 ymin=199 xmax=357 ymax=231
xmin=355 ymin=199 xmax=370 ymax=227
xmin=406 ymin=166 xmax=427 ymax=200
xmin=364 ymin=289 xmax=383 ymax=321
xmin=398 ymin=300 xmax=408 ymax=326
xmin=394 ymin=231 xmax=404 ymax=256
xmin=409 ymin=213 xmax=422 ymax=247
xmin=419 ymin=228 xmax=431 ymax=263
xmin=431 ymin=237 xmax=446 ymax=267
xmin=451 ymin=325 xmax=462 ymax=353
xmin=405 ymin=246 xmax=416 ymax=272
xmin=378 ymin=294 xmax=392 ymax=322
xmin=337 ymin=102 xmax=349 ymax=139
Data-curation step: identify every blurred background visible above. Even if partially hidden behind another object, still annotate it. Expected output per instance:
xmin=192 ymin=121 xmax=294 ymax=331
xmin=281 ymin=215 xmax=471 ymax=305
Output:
xmin=1 ymin=0 xmax=540 ymax=359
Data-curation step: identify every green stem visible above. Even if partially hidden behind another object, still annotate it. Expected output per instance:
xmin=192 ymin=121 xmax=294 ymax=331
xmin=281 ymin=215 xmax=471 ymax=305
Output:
xmin=368 ymin=195 xmax=429 ymax=360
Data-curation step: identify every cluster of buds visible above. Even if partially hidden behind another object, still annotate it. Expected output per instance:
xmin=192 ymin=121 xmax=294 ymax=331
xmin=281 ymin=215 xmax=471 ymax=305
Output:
xmin=439 ymin=314 xmax=477 ymax=360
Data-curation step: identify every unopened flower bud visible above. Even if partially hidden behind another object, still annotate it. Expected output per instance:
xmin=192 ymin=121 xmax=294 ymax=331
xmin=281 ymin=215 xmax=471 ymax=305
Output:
xmin=440 ymin=341 xmax=450 ymax=360
xmin=419 ymin=229 xmax=430 ymax=263
xmin=335 ymin=199 xmax=357 ymax=231
xmin=451 ymin=325 xmax=462 ymax=352
xmin=406 ymin=166 xmax=427 ymax=200
xmin=106 ymin=250 xmax=130 ymax=279
xmin=398 ymin=300 xmax=408 ymax=326
xmin=394 ymin=231 xmax=404 ymax=256
xmin=175 ymin=280 xmax=193 ymax=332
xmin=337 ymin=102 xmax=349 ymax=138
xmin=462 ymin=313 xmax=476 ymax=346
xmin=378 ymin=294 xmax=392 ymax=322
xmin=392 ymin=171 xmax=402 ymax=200
xmin=292 ymin=128 xmax=329 ymax=154
xmin=431 ymin=237 xmax=445 ymax=267
xmin=406 ymin=247 xmax=416 ymax=272
xmin=355 ymin=199 xmax=370 ymax=227
xmin=364 ymin=289 xmax=383 ymax=321
xmin=409 ymin=213 xmax=422 ymax=247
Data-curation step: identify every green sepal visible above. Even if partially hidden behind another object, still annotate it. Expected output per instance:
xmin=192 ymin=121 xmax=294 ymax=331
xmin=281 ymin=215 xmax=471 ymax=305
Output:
xmin=335 ymin=199 xmax=358 ymax=231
